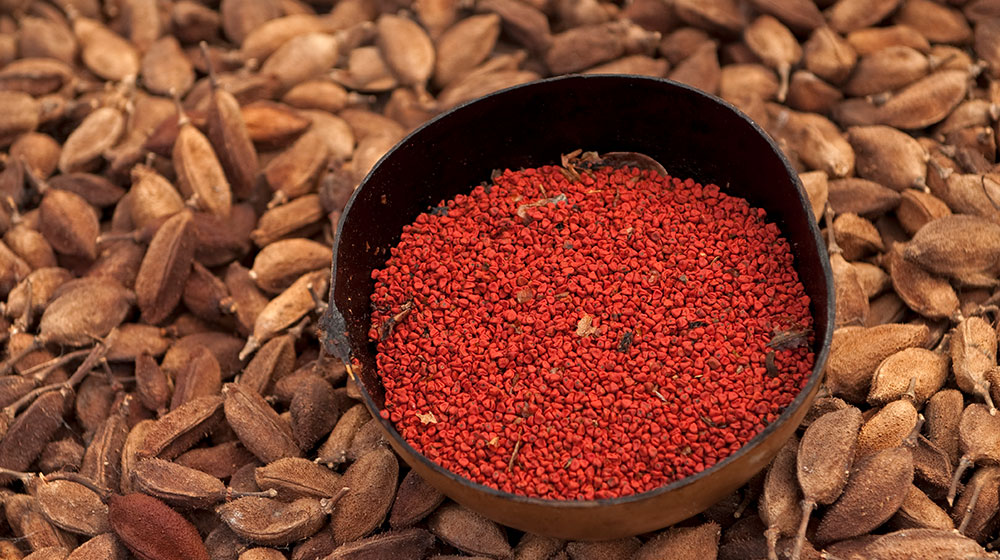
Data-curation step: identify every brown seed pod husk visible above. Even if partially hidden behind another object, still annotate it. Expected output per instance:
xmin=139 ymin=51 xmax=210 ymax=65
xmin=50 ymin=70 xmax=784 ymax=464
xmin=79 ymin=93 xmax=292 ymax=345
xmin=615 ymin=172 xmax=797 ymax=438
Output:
xmin=803 ymin=26 xmax=857 ymax=85
xmin=4 ymin=493 xmax=76 ymax=551
xmin=104 ymin=324 xmax=169 ymax=362
xmin=896 ymin=189 xmax=951 ymax=235
xmin=67 ymin=532 xmax=127 ymax=560
xmin=759 ymin=434 xmax=800 ymax=556
xmin=37 ymin=281 xmax=133 ymax=346
xmin=476 ymin=0 xmax=551 ymax=54
xmin=219 ymin=496 xmax=327 ymax=546
xmin=852 ymin=262 xmax=889 ymax=299
xmin=162 ymin=331 xmax=244 ymax=379
xmin=134 ymin=353 xmax=170 ymax=414
xmin=5 ymin=224 xmax=57 ymax=270
xmin=433 ymin=14 xmax=502 ymax=88
xmin=190 ymin=205 xmax=255 ymax=268
xmin=658 ymin=27 xmax=711 ymax=65
xmin=109 ymin=492 xmax=210 ymax=560
xmin=826 ymin=0 xmax=904 ymax=33
xmin=632 ymin=522 xmax=720 ymax=560
xmin=843 ymin=46 xmax=930 ymax=97
xmin=951 ymin=316 xmax=998 ymax=411
xmin=0 ymin=388 xmax=71 ymax=482
xmin=170 ymin=344 xmax=222 ymax=411
xmin=80 ymin=403 xmax=129 ymax=491
xmin=11 ymin=131 xmax=60 ymax=179
xmin=887 ymin=248 xmax=959 ymax=320
xmin=825 ymin=324 xmax=931 ymax=403
xmin=317 ymin=404 xmax=372 ymax=466
xmin=181 ymin=261 xmax=232 ymax=326
xmin=0 ymin=91 xmax=40 ymax=147
xmin=847 ymin=125 xmax=928 ymax=193
xmin=932 ymin=172 xmax=1000 ymax=224
xmin=0 ymin=56 xmax=75 ymax=97
xmin=75 ymin=377 xmax=114 ymax=435
xmin=141 ymin=36 xmax=194 ymax=97
xmin=890 ymin=484 xmax=953 ymax=530
xmin=427 ymin=503 xmax=511 ymax=559
xmin=831 ymin=253 xmax=869 ymax=328
xmin=207 ymin=87 xmax=259 ymax=201
xmin=389 ymin=470 xmax=445 ymax=529
xmin=375 ymin=14 xmax=434 ymax=90
xmin=770 ymin=106 xmax=855 ymax=177
xmin=85 ymin=240 xmax=144 ymax=289
xmin=667 ymin=40 xmax=721 ymax=95
xmin=786 ymin=70 xmax=843 ymax=114
xmin=894 ymin=0 xmax=971 ymax=44
xmin=719 ymin=63 xmax=780 ymax=104
xmin=863 ymin=528 xmax=989 ymax=560
xmin=798 ymin=170 xmax=828 ymax=223
xmin=925 ymin=389 xmax=963 ymax=468
xmin=547 ymin=21 xmax=635 ymax=76
xmin=33 ymin=479 xmax=110 ymax=536
xmin=289 ymin=375 xmax=339 ymax=451
xmin=345 ymin=419 xmax=388 ymax=462
xmin=48 ymin=173 xmax=125 ymax=209
xmin=135 ymin=210 xmax=196 ymax=325
xmin=39 ymin=189 xmax=99 ymax=260
xmin=282 ymin=80 xmax=352 ymax=113
xmin=173 ymin=114 xmax=232 ymax=218
xmin=814 ymin=446 xmax=913 ymax=544
xmin=39 ymin=438 xmax=85 ymax=474
xmin=219 ymin=0 xmax=281 ymax=44
xmin=855 ymin=399 xmax=918 ymax=457
xmin=254 ymin=457 xmax=342 ymax=500
xmin=73 ymin=18 xmax=139 ymax=81
xmin=128 ymin=165 xmax=184 ymax=230
xmin=833 ymin=213 xmax=883 ymax=260
xmin=238 ymin=335 xmax=296 ymax=395
xmin=120 ymin=419 xmax=155 ymax=494
xmin=25 ymin=546 xmax=71 ymax=560
xmin=748 ymin=0 xmax=823 ymax=32
xmin=330 ymin=446 xmax=399 ymax=544
xmin=18 ymin=15 xmax=77 ymax=65
xmin=238 ymin=549 xmax=285 ymax=560
xmin=204 ymin=523 xmax=251 ymax=560
xmin=950 ymin=403 xmax=1000 ymax=506
xmin=131 ymin=457 xmax=226 ymax=509
xmin=330 ymin=45 xmax=396 ymax=93
xmin=226 ymin=262 xmax=269 ymax=336
xmin=952 ymin=464 xmax=1000 ymax=540
xmin=510 ymin=533 xmax=564 ymax=560
xmin=250 ymin=194 xmax=325 ymax=248
xmin=223 ymin=383 xmax=302 ymax=463
xmin=743 ymin=15 xmax=800 ymax=102
xmin=798 ymin=406 xmax=863 ymax=505
xmin=138 ymin=395 xmax=225 ymax=460
xmin=172 ymin=1 xmax=222 ymax=44
xmin=260 ymin=32 xmax=341 ymax=91
xmin=263 ymin=131 xmax=329 ymax=203
xmin=904 ymin=215 xmax=1000 ymax=287
xmin=868 ymin=348 xmax=948 ymax=406
xmin=240 ymin=14 xmax=330 ymax=62
xmin=974 ymin=18 xmax=1000 ymax=78
xmin=174 ymin=441 xmax=256 ymax=480
xmin=241 ymin=269 xmax=329 ymax=359
xmin=251 ymin=238 xmax=332 ymax=294
xmin=875 ymin=70 xmax=970 ymax=130
xmin=242 ymin=100 xmax=312 ymax=148
xmin=5 ymin=267 xmax=73 ymax=325
xmin=324 ymin=527 xmax=434 ymax=560
xmin=672 ymin=0 xmax=745 ymax=35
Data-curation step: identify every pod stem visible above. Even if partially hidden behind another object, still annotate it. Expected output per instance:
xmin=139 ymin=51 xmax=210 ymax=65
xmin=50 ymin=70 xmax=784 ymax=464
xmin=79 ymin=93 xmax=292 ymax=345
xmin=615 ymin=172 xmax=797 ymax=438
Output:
xmin=958 ymin=477 xmax=985 ymax=534
xmin=765 ymin=526 xmax=780 ymax=560
xmin=791 ymin=499 xmax=815 ymax=560
xmin=42 ymin=472 xmax=113 ymax=502
xmin=948 ymin=455 xmax=973 ymax=506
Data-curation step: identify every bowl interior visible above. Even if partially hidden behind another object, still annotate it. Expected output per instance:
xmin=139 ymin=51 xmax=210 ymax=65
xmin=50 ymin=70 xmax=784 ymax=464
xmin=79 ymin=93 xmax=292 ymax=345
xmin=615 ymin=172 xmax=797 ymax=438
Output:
xmin=321 ymin=75 xmax=834 ymax=538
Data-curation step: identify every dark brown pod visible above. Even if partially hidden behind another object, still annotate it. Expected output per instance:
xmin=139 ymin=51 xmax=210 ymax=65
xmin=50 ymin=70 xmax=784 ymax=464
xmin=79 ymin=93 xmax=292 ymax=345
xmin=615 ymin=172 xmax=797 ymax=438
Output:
xmin=218 ymin=496 xmax=327 ymax=546
xmin=324 ymin=528 xmax=435 ymax=560
xmin=0 ymin=388 xmax=71 ymax=483
xmin=138 ymin=395 xmax=225 ymax=460
xmin=109 ymin=493 xmax=210 ymax=560
xmin=389 ymin=469 xmax=446 ymax=529
xmin=330 ymin=446 xmax=399 ymax=543
xmin=427 ymin=503 xmax=512 ymax=559
xmin=135 ymin=211 xmax=196 ymax=325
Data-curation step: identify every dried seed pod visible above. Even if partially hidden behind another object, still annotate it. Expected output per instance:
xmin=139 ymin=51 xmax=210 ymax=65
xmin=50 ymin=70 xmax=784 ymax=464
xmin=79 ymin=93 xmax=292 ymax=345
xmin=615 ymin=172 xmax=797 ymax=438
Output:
xmin=748 ymin=0 xmax=823 ymax=32
xmin=138 ymin=395 xmax=225 ymax=460
xmin=814 ymin=447 xmax=913 ymax=544
xmin=317 ymin=404 xmax=371 ymax=466
xmin=73 ymin=18 xmax=140 ymax=81
xmin=128 ymin=165 xmax=184 ymax=229
xmin=240 ymin=269 xmax=329 ymax=359
xmin=240 ymin=14 xmax=330 ymax=62
xmin=843 ymin=46 xmax=930 ymax=97
xmin=260 ymin=32 xmax=341 ymax=91
xmin=242 ymin=101 xmax=311 ymax=148
xmin=743 ymin=15 xmax=800 ymax=101
xmin=847 ymin=126 xmax=928 ymax=193
xmin=206 ymin=80 xmax=259 ymax=202
xmin=330 ymin=446 xmax=399 ymax=543
xmin=289 ymin=376 xmax=338 ymax=451
xmin=389 ymin=470 xmax=445 ymax=529
xmin=855 ymin=399 xmax=918 ymax=457
xmin=798 ymin=170 xmax=828 ymax=223
xmin=251 ymin=238 xmax=332 ymax=294
xmin=190 ymin=205 xmax=255 ymax=268
xmin=904 ymin=215 xmax=1000 ymax=287
xmin=894 ymin=0 xmax=970 ymax=44
xmin=4 ymin=224 xmax=57 ymax=271
xmin=863 ymin=528 xmax=989 ymax=559
xmin=427 ymin=503 xmax=511 ymax=559
xmin=719 ymin=63 xmax=780 ymax=104
xmin=833 ymin=214 xmax=883 ymax=260
xmin=11 ymin=132 xmax=60 ymax=179
xmin=4 ymin=493 xmax=76 ymax=551
xmin=476 ymin=0 xmax=551 ymax=54
xmin=868 ymin=348 xmax=948 ymax=406
xmin=831 ymin=253 xmax=869 ymax=328
xmin=974 ymin=18 xmax=1000 ymax=78
xmin=47 ymin=173 xmax=124 ymax=210
xmin=219 ymin=496 xmax=327 ymax=546
xmin=672 ymin=0 xmax=745 ymax=35
xmin=875 ymin=70 xmax=970 ymax=130
xmin=952 ymin=465 xmax=1000 ymax=539
xmin=375 ymin=14 xmax=434 ymax=91
xmin=803 ymin=26 xmax=857 ymax=84
xmin=109 ymin=492 xmax=210 ymax=560
xmin=846 ymin=25 xmax=930 ymax=57
xmin=223 ymin=383 xmax=302 ymax=463
xmin=181 ymin=262 xmax=233 ymax=326
xmin=80 ymin=402 xmax=129 ymax=491
xmin=324 ymin=528 xmax=434 ymax=560
xmin=134 ymin=211 xmax=196 ymax=324
xmin=632 ymin=522 xmax=720 ymax=560
xmin=33 ymin=479 xmax=110 ymax=536
xmin=263 ymin=131 xmax=329 ymax=204
xmin=949 ymin=403 xmax=1000 ymax=505
xmin=175 ymin=441 xmax=256 ymax=480
xmin=935 ymin=172 xmax=1000 ymax=224
xmin=67 ymin=533 xmax=127 ymax=560
xmin=104 ymin=324 xmax=169 ymax=362
xmin=170 ymin=344 xmax=222 ymax=410
xmin=254 ymin=457 xmax=342 ymax=500
xmin=5 ymin=267 xmax=72 ymax=326
xmin=564 ymin=538 xmax=643 ymax=559
xmin=134 ymin=354 xmax=169 ymax=414
xmin=38 ymin=438 xmax=84 ymax=474
xmin=786 ymin=70 xmax=843 ymax=113
xmin=887 ymin=249 xmax=959 ymax=320
xmin=852 ymin=262 xmax=889 ymax=299
xmin=951 ymin=316 xmax=998 ymax=411
xmin=759 ymin=435 xmax=800 ymax=559
xmin=896 ymin=189 xmax=950 ymax=235
xmin=141 ymin=36 xmax=195 ymax=97
xmin=173 ymin=107 xmax=233 ymax=218
xmin=667 ymin=40 xmax=721 ymax=94
xmin=925 ymin=389 xmax=963 ymax=467
xmin=238 ymin=549 xmax=285 ymax=560
xmin=770 ymin=106 xmax=855 ymax=177
xmin=39 ymin=189 xmax=99 ymax=260
xmin=226 ymin=263 xmax=269 ymax=336
xmin=0 ymin=91 xmax=40 ymax=147
xmin=890 ymin=484 xmax=953 ymax=530
xmin=131 ymin=457 xmax=226 ymax=509
xmin=250 ymin=194 xmax=325 ymax=247
xmin=282 ymin=80 xmax=353 ymax=113
xmin=433 ymin=14 xmax=502 ymax=88
xmin=37 ymin=281 xmax=133 ymax=346
xmin=826 ymin=0 xmax=904 ymax=33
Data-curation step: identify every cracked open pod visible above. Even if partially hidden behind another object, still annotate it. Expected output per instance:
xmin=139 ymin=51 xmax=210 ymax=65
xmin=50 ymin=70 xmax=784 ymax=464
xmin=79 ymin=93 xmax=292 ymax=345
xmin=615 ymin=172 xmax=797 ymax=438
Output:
xmin=320 ymin=75 xmax=834 ymax=540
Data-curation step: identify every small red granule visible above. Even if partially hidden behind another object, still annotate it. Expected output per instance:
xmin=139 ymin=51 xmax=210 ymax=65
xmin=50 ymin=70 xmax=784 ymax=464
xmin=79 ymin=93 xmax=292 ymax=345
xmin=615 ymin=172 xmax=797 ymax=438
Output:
xmin=370 ymin=164 xmax=814 ymax=500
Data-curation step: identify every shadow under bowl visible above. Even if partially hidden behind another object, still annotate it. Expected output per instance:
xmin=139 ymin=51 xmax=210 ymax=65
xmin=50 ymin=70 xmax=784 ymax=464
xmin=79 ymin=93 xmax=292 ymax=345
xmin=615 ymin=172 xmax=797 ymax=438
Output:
xmin=320 ymin=74 xmax=834 ymax=541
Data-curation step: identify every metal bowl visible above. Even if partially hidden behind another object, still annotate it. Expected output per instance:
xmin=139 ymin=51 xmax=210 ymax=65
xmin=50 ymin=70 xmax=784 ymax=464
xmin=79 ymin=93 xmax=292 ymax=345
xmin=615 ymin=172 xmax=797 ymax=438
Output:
xmin=320 ymin=75 xmax=834 ymax=540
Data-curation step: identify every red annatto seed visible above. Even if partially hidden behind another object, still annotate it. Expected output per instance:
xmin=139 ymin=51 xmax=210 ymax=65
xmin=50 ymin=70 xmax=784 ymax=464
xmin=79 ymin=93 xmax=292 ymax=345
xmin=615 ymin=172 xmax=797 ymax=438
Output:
xmin=370 ymin=165 xmax=814 ymax=501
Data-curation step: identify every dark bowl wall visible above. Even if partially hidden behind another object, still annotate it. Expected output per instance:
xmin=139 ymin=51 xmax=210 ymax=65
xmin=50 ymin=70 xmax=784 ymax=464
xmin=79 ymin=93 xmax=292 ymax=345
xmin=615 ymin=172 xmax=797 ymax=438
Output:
xmin=321 ymin=74 xmax=834 ymax=539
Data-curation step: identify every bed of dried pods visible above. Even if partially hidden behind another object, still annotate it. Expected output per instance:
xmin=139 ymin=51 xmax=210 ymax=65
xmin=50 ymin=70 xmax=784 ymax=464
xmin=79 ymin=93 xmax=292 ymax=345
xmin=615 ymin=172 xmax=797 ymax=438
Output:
xmin=0 ymin=0 xmax=999 ymax=558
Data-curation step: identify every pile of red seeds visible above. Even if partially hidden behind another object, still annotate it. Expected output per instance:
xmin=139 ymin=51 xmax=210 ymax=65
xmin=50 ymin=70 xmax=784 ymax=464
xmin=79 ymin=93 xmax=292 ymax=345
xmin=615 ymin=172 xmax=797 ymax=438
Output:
xmin=370 ymin=163 xmax=815 ymax=500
